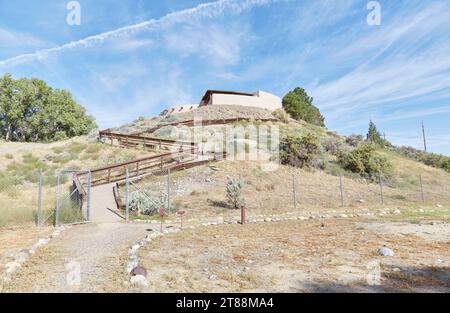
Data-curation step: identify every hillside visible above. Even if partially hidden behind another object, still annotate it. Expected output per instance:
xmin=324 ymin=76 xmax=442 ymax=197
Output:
xmin=1 ymin=105 xmax=449 ymax=293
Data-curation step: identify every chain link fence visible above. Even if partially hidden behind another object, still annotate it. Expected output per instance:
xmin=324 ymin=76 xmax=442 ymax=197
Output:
xmin=114 ymin=161 xmax=449 ymax=225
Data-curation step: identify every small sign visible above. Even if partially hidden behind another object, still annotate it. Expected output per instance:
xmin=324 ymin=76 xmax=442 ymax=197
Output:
xmin=177 ymin=210 xmax=186 ymax=216
xmin=159 ymin=207 xmax=166 ymax=217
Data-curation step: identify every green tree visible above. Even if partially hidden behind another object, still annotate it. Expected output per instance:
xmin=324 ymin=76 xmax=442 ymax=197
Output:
xmin=366 ymin=120 xmax=384 ymax=144
xmin=0 ymin=74 xmax=97 ymax=142
xmin=282 ymin=87 xmax=325 ymax=126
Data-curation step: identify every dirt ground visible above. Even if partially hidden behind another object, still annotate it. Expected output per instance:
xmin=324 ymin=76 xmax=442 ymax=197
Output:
xmin=0 ymin=224 xmax=53 ymax=256
xmin=137 ymin=218 xmax=450 ymax=293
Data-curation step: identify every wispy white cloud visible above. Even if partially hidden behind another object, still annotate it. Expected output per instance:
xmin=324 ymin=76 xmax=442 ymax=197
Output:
xmin=163 ymin=23 xmax=250 ymax=67
xmin=0 ymin=0 xmax=275 ymax=68
xmin=309 ymin=2 xmax=450 ymax=124
xmin=0 ymin=28 xmax=52 ymax=52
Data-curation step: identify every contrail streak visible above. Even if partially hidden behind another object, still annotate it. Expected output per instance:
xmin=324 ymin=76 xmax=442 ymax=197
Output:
xmin=0 ymin=0 xmax=273 ymax=68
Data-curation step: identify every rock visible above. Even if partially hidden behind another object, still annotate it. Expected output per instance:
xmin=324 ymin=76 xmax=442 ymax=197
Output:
xmin=15 ymin=252 xmax=28 ymax=264
xmin=378 ymin=247 xmax=395 ymax=257
xmin=130 ymin=275 xmax=149 ymax=287
xmin=131 ymin=266 xmax=148 ymax=278
xmin=37 ymin=238 xmax=49 ymax=246
xmin=437 ymin=204 xmax=443 ymax=208
xmin=357 ymin=199 xmax=365 ymax=203
xmin=393 ymin=209 xmax=401 ymax=214
xmin=209 ymin=274 xmax=218 ymax=281
xmin=5 ymin=261 xmax=21 ymax=274
xmin=126 ymin=260 xmax=139 ymax=274
xmin=393 ymin=268 xmax=401 ymax=272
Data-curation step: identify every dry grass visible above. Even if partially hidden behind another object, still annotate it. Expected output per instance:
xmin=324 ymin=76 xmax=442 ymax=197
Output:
xmin=145 ymin=159 xmax=450 ymax=222
xmin=138 ymin=218 xmax=450 ymax=293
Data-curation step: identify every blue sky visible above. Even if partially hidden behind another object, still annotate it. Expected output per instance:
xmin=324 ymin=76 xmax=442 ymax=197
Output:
xmin=0 ymin=0 xmax=449 ymax=155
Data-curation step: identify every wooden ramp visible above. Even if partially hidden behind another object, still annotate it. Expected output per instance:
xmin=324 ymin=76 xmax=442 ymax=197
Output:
xmin=90 ymin=183 xmax=124 ymax=223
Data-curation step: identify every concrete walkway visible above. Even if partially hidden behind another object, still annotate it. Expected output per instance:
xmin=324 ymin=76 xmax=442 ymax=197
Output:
xmin=90 ymin=183 xmax=123 ymax=223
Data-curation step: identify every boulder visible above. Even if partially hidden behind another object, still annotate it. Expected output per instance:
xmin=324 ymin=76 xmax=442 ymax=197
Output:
xmin=130 ymin=275 xmax=149 ymax=287
xmin=131 ymin=266 xmax=148 ymax=278
xmin=378 ymin=247 xmax=395 ymax=257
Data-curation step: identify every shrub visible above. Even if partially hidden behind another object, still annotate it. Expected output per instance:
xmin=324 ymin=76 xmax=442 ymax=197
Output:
xmin=322 ymin=137 xmax=341 ymax=155
xmin=129 ymin=192 xmax=167 ymax=216
xmin=393 ymin=146 xmax=450 ymax=172
xmin=226 ymin=176 xmax=245 ymax=209
xmin=345 ymin=134 xmax=364 ymax=147
xmin=338 ymin=143 xmax=393 ymax=180
xmin=5 ymin=153 xmax=13 ymax=159
xmin=280 ymin=133 xmax=321 ymax=168
xmin=272 ymin=108 xmax=290 ymax=123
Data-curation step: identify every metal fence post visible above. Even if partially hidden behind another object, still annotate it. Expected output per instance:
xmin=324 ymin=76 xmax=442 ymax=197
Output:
xmin=419 ymin=174 xmax=425 ymax=203
xmin=379 ymin=173 xmax=384 ymax=205
xmin=86 ymin=171 xmax=91 ymax=222
xmin=37 ymin=169 xmax=42 ymax=227
xmin=292 ymin=173 xmax=297 ymax=209
xmin=339 ymin=174 xmax=344 ymax=207
xmin=167 ymin=168 xmax=171 ymax=215
xmin=125 ymin=168 xmax=129 ymax=222
xmin=55 ymin=172 xmax=60 ymax=227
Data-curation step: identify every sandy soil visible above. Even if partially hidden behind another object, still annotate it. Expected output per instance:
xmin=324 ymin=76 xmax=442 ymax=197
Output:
xmin=136 ymin=219 xmax=450 ymax=293
xmin=0 ymin=224 xmax=53 ymax=262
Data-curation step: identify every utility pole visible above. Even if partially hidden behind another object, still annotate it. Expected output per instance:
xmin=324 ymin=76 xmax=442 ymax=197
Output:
xmin=422 ymin=121 xmax=427 ymax=152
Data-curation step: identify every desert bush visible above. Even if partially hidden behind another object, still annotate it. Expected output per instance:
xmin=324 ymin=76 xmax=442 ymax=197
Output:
xmin=5 ymin=153 xmax=14 ymax=159
xmin=272 ymin=108 xmax=290 ymax=123
xmin=345 ymin=134 xmax=364 ymax=147
xmin=226 ymin=176 xmax=245 ymax=209
xmin=338 ymin=143 xmax=393 ymax=180
xmin=393 ymin=146 xmax=450 ymax=172
xmin=129 ymin=192 xmax=167 ymax=216
xmin=322 ymin=137 xmax=341 ymax=155
xmin=280 ymin=133 xmax=321 ymax=168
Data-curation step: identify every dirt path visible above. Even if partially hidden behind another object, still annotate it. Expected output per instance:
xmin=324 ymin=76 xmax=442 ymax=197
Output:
xmin=90 ymin=184 xmax=123 ymax=223
xmin=1 ymin=222 xmax=156 ymax=293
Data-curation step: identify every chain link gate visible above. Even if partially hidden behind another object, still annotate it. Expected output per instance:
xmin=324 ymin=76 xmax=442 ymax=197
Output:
xmin=121 ymin=167 xmax=173 ymax=221
xmin=37 ymin=169 xmax=91 ymax=226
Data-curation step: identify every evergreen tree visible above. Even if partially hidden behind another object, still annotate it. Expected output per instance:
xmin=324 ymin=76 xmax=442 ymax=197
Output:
xmin=282 ymin=87 xmax=325 ymax=126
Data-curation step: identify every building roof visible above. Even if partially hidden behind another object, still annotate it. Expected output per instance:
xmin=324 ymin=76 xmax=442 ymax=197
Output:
xmin=200 ymin=90 xmax=255 ymax=104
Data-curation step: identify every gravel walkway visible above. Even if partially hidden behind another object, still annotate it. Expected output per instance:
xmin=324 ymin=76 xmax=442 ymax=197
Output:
xmin=2 ymin=222 xmax=156 ymax=293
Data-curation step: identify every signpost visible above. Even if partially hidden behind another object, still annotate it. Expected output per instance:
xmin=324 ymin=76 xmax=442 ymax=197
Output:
xmin=240 ymin=204 xmax=246 ymax=225
xmin=159 ymin=207 xmax=166 ymax=232
xmin=177 ymin=210 xmax=186 ymax=229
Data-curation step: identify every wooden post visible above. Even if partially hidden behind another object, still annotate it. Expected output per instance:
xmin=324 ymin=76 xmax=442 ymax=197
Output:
xmin=419 ymin=174 xmax=425 ymax=203
xmin=241 ymin=205 xmax=246 ymax=225
xmin=339 ymin=174 xmax=344 ymax=207
xmin=108 ymin=168 xmax=111 ymax=183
